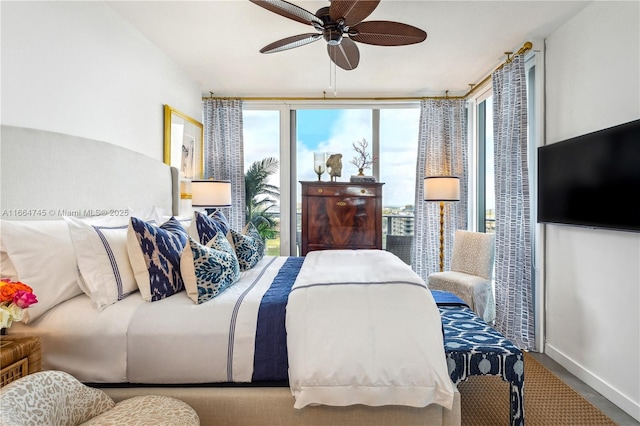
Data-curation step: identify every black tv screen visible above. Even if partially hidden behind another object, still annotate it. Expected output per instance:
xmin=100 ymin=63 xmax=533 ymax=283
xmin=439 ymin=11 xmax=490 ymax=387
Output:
xmin=537 ymin=118 xmax=640 ymax=232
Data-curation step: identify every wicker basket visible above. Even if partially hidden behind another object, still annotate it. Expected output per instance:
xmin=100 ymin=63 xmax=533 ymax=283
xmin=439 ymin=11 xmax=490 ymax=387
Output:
xmin=0 ymin=336 xmax=42 ymax=387
xmin=1 ymin=358 xmax=29 ymax=387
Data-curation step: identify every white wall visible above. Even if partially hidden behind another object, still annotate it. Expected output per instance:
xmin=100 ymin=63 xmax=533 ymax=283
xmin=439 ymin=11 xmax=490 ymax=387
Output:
xmin=544 ymin=1 xmax=640 ymax=421
xmin=1 ymin=1 xmax=202 ymax=160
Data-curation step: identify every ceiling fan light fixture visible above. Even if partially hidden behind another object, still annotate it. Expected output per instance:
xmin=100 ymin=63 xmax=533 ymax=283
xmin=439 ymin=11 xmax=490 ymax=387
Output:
xmin=324 ymin=28 xmax=343 ymax=45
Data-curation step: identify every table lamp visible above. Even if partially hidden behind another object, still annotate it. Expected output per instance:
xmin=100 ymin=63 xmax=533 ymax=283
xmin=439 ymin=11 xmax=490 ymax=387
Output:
xmin=191 ymin=180 xmax=232 ymax=208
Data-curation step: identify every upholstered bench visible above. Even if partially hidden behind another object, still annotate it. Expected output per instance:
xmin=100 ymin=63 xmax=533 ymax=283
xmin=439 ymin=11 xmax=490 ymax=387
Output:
xmin=0 ymin=370 xmax=200 ymax=425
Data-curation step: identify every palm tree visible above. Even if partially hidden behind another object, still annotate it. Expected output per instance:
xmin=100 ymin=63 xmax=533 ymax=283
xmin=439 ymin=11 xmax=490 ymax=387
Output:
xmin=245 ymin=157 xmax=280 ymax=240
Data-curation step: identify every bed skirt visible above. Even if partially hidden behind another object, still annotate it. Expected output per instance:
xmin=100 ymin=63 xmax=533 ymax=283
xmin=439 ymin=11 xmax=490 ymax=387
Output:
xmin=100 ymin=385 xmax=461 ymax=426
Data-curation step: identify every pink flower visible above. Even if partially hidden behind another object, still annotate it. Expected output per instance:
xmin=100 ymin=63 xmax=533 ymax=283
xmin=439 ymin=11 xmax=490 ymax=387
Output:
xmin=12 ymin=290 xmax=38 ymax=308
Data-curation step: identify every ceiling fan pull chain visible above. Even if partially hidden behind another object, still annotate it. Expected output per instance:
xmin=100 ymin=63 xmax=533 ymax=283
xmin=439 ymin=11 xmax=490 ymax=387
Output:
xmin=333 ymin=50 xmax=338 ymax=96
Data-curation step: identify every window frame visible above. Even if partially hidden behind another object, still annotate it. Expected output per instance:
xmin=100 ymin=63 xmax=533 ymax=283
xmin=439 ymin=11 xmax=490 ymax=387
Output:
xmin=466 ymin=84 xmax=493 ymax=232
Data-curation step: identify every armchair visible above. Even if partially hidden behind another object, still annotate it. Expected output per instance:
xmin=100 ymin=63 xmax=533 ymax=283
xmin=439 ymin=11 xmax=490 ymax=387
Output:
xmin=427 ymin=230 xmax=495 ymax=322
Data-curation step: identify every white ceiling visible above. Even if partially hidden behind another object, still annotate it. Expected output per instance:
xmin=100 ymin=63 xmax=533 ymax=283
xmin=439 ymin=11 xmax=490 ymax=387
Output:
xmin=107 ymin=0 xmax=590 ymax=98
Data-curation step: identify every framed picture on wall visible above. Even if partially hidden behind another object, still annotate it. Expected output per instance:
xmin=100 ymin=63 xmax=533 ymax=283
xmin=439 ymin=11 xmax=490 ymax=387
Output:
xmin=163 ymin=105 xmax=204 ymax=200
xmin=163 ymin=104 xmax=204 ymax=180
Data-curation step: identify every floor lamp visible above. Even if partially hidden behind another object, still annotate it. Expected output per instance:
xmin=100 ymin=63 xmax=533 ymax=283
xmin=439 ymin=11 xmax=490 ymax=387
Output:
xmin=424 ymin=176 xmax=460 ymax=272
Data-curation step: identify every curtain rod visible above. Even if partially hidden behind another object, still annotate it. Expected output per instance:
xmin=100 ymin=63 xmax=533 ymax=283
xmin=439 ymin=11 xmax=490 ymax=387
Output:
xmin=201 ymin=94 xmax=465 ymax=101
xmin=202 ymin=41 xmax=533 ymax=102
xmin=465 ymin=41 xmax=533 ymax=98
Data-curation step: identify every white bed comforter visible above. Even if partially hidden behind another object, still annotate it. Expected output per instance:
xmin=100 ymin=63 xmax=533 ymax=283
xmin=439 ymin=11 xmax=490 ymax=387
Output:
xmin=286 ymin=249 xmax=455 ymax=409
xmin=9 ymin=256 xmax=288 ymax=384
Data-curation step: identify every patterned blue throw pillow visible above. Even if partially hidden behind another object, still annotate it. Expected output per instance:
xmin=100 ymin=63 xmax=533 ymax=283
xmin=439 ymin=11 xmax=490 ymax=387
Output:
xmin=191 ymin=209 xmax=231 ymax=245
xmin=181 ymin=233 xmax=240 ymax=304
xmin=227 ymin=223 xmax=265 ymax=271
xmin=244 ymin=222 xmax=265 ymax=255
xmin=127 ymin=216 xmax=188 ymax=302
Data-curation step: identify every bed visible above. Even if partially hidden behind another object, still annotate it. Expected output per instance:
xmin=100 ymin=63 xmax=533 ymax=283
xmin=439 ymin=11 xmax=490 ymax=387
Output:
xmin=1 ymin=125 xmax=462 ymax=426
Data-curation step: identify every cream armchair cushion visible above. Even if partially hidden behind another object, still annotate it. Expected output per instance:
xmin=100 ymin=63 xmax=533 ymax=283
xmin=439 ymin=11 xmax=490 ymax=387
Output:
xmin=428 ymin=230 xmax=495 ymax=322
xmin=450 ymin=231 xmax=494 ymax=280
xmin=0 ymin=370 xmax=200 ymax=426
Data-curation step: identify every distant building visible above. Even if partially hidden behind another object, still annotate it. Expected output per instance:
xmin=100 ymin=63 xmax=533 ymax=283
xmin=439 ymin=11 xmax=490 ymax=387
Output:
xmin=385 ymin=205 xmax=415 ymax=236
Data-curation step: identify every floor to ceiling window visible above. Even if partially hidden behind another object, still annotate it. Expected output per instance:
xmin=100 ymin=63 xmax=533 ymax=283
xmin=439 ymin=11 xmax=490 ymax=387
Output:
xmin=379 ymin=108 xmax=420 ymax=237
xmin=242 ymin=109 xmax=281 ymax=255
xmin=243 ymin=103 xmax=420 ymax=257
xmin=476 ymin=94 xmax=495 ymax=233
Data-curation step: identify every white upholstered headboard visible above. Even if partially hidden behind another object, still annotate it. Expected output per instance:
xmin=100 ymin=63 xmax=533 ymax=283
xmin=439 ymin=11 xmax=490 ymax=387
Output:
xmin=0 ymin=125 xmax=178 ymax=220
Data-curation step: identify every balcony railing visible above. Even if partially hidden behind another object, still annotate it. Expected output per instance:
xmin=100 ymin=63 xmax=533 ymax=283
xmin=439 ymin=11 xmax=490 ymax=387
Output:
xmin=263 ymin=212 xmax=495 ymax=258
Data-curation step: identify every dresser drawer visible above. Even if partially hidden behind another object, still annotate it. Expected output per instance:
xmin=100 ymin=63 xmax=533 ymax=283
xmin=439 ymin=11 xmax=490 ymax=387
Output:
xmin=302 ymin=184 xmax=379 ymax=197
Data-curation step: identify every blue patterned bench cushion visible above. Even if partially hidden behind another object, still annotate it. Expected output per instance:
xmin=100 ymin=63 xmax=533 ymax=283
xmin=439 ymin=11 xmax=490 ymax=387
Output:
xmin=431 ymin=289 xmax=468 ymax=307
xmin=438 ymin=299 xmax=524 ymax=426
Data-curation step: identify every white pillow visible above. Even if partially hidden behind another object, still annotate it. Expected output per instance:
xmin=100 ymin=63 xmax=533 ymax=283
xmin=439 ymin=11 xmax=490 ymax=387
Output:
xmin=1 ymin=239 xmax=19 ymax=281
xmin=0 ymin=219 xmax=83 ymax=322
xmin=64 ymin=216 xmax=138 ymax=311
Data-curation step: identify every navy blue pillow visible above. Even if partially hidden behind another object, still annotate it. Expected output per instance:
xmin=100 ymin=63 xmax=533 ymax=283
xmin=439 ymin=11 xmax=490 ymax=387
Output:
xmin=128 ymin=216 xmax=188 ymax=302
xmin=194 ymin=209 xmax=230 ymax=245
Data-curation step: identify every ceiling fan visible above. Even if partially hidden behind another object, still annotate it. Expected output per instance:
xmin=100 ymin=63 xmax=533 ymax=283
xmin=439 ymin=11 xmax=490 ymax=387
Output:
xmin=249 ymin=0 xmax=427 ymax=70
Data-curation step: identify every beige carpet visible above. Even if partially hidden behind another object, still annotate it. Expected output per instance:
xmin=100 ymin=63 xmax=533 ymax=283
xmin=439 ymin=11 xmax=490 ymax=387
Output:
xmin=458 ymin=352 xmax=617 ymax=425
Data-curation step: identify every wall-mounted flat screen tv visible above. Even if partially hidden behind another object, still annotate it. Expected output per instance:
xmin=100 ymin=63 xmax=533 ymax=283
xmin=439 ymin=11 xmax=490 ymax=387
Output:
xmin=537 ymin=118 xmax=640 ymax=232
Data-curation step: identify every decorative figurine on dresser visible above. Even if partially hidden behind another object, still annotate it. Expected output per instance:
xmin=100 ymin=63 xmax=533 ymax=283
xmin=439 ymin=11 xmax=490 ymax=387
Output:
xmin=300 ymin=181 xmax=384 ymax=255
xmin=325 ymin=154 xmax=343 ymax=182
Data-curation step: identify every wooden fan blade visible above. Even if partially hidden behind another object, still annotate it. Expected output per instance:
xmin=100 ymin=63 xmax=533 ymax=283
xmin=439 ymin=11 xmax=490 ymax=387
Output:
xmin=350 ymin=21 xmax=427 ymax=46
xmin=329 ymin=0 xmax=380 ymax=27
xmin=250 ymin=0 xmax=323 ymax=27
xmin=260 ymin=33 xmax=322 ymax=54
xmin=327 ymin=38 xmax=360 ymax=70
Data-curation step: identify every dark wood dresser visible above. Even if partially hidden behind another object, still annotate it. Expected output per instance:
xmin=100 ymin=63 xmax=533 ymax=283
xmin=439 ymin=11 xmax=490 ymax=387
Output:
xmin=300 ymin=181 xmax=384 ymax=255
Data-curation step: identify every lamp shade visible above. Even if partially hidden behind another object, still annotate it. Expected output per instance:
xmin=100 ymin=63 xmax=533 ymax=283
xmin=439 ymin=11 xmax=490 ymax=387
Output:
xmin=424 ymin=176 xmax=460 ymax=201
xmin=191 ymin=180 xmax=232 ymax=207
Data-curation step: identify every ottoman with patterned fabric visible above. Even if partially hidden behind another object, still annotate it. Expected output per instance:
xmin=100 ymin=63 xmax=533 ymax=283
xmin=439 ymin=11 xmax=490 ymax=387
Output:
xmin=0 ymin=370 xmax=200 ymax=425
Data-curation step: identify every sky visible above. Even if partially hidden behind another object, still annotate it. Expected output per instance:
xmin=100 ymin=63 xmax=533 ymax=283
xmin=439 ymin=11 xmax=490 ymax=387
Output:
xmin=243 ymin=108 xmax=421 ymax=208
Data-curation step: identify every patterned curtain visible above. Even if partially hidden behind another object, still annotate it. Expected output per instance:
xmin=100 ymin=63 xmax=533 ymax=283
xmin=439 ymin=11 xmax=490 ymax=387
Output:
xmin=492 ymin=54 xmax=535 ymax=350
xmin=413 ymin=99 xmax=468 ymax=281
xmin=202 ymin=99 xmax=246 ymax=230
